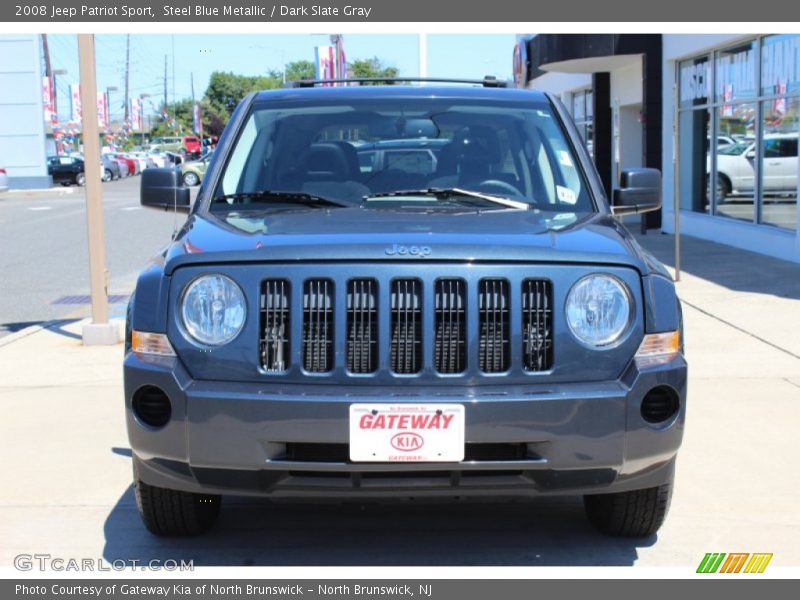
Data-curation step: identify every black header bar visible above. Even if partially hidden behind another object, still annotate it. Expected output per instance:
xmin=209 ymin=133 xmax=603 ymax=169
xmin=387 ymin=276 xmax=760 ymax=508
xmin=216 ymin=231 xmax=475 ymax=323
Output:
xmin=1 ymin=0 xmax=798 ymax=22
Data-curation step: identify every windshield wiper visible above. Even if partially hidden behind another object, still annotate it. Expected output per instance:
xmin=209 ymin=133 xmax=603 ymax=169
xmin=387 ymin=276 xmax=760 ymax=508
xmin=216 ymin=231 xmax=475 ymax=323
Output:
xmin=363 ymin=187 xmax=531 ymax=210
xmin=211 ymin=190 xmax=349 ymax=209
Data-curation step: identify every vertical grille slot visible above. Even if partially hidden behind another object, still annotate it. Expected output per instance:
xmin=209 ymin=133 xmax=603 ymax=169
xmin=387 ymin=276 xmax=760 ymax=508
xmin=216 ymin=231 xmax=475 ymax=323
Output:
xmin=260 ymin=279 xmax=290 ymax=373
xmin=346 ymin=279 xmax=378 ymax=374
xmin=302 ymin=279 xmax=334 ymax=373
xmin=522 ymin=280 xmax=553 ymax=371
xmin=479 ymin=279 xmax=510 ymax=373
xmin=434 ymin=279 xmax=466 ymax=374
xmin=390 ymin=279 xmax=422 ymax=374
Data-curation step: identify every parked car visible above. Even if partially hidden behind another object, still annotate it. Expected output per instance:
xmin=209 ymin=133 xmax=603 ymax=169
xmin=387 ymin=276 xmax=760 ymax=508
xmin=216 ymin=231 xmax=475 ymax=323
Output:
xmin=711 ymin=133 xmax=798 ymax=200
xmin=108 ymin=153 xmax=138 ymax=176
xmin=180 ymin=150 xmax=214 ymax=186
xmin=149 ymin=136 xmax=183 ymax=153
xmin=101 ymin=155 xmax=122 ymax=181
xmin=0 ymin=167 xmax=8 ymax=193
xmin=126 ymin=151 xmax=150 ymax=173
xmin=182 ymin=135 xmax=202 ymax=159
xmin=47 ymin=155 xmax=87 ymax=186
xmin=146 ymin=150 xmax=169 ymax=169
xmin=127 ymin=80 xmax=686 ymax=538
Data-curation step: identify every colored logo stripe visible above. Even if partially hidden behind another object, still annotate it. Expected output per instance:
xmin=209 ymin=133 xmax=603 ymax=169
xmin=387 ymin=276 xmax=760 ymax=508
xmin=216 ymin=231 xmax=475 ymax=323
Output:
xmin=697 ymin=553 xmax=726 ymax=573
xmin=744 ymin=553 xmax=773 ymax=573
xmin=697 ymin=552 xmax=773 ymax=573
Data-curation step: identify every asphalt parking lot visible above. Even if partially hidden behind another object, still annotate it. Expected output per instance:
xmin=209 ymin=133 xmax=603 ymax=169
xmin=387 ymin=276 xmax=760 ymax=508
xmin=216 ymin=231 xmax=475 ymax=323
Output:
xmin=0 ymin=184 xmax=799 ymax=568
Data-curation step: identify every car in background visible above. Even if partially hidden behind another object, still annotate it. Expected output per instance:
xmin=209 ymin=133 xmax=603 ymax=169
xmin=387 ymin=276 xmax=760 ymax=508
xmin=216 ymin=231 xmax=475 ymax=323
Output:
xmin=126 ymin=151 xmax=149 ymax=173
xmin=47 ymin=155 xmax=87 ymax=186
xmin=149 ymin=136 xmax=183 ymax=153
xmin=108 ymin=153 xmax=138 ymax=176
xmin=182 ymin=135 xmax=202 ymax=159
xmin=711 ymin=133 xmax=798 ymax=200
xmin=0 ymin=167 xmax=8 ymax=193
xmin=101 ymin=155 xmax=122 ymax=181
xmin=180 ymin=150 xmax=213 ymax=186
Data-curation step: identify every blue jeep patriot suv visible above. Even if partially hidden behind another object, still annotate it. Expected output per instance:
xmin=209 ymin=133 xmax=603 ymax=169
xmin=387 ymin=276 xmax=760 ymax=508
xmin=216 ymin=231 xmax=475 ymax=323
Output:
xmin=125 ymin=78 xmax=686 ymax=537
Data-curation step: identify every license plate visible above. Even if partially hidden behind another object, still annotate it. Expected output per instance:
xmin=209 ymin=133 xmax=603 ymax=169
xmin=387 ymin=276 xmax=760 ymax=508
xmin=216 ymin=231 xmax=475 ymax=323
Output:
xmin=349 ymin=404 xmax=465 ymax=462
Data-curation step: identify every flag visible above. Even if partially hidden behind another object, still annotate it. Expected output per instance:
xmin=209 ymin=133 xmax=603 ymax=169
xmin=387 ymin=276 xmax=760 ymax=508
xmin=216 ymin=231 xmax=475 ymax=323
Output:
xmin=193 ymin=103 xmax=202 ymax=134
xmin=42 ymin=76 xmax=56 ymax=124
xmin=96 ymin=92 xmax=109 ymax=129
xmin=131 ymin=97 xmax=143 ymax=131
xmin=70 ymin=84 xmax=82 ymax=122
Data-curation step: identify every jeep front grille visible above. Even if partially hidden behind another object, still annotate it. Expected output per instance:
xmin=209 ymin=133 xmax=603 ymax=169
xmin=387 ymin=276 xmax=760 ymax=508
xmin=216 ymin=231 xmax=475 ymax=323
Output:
xmin=522 ymin=279 xmax=553 ymax=372
xmin=346 ymin=278 xmax=378 ymax=374
xmin=434 ymin=278 xmax=466 ymax=374
xmin=390 ymin=279 xmax=422 ymax=374
xmin=302 ymin=279 xmax=334 ymax=373
xmin=478 ymin=279 xmax=510 ymax=373
xmin=259 ymin=275 xmax=554 ymax=376
xmin=260 ymin=279 xmax=290 ymax=373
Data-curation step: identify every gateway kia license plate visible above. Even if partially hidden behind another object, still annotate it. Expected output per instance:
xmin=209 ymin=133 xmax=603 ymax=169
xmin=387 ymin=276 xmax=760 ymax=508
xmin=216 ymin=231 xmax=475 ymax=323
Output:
xmin=349 ymin=404 xmax=465 ymax=462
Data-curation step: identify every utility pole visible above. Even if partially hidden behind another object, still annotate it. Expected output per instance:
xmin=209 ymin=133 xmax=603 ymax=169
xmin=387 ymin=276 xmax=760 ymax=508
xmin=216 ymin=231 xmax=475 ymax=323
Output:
xmin=190 ymin=72 xmax=195 ymax=102
xmin=163 ymin=54 xmax=168 ymax=115
xmin=123 ymin=34 xmax=130 ymax=124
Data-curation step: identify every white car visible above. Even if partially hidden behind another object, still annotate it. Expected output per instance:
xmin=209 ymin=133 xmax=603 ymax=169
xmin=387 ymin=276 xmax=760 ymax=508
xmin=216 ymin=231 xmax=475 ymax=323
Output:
xmin=711 ymin=133 xmax=798 ymax=200
xmin=0 ymin=167 xmax=8 ymax=193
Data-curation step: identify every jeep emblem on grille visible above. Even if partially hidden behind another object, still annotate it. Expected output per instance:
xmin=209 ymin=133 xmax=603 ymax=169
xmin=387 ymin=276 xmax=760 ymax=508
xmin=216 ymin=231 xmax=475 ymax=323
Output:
xmin=385 ymin=244 xmax=432 ymax=257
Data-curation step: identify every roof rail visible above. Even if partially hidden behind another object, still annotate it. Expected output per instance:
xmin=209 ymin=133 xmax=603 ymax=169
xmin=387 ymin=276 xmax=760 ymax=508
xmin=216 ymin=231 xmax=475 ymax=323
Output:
xmin=287 ymin=76 xmax=509 ymax=89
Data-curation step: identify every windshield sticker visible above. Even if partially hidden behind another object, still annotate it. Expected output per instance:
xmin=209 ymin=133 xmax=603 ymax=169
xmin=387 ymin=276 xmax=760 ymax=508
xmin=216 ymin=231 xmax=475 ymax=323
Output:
xmin=557 ymin=186 xmax=577 ymax=205
xmin=558 ymin=151 xmax=574 ymax=167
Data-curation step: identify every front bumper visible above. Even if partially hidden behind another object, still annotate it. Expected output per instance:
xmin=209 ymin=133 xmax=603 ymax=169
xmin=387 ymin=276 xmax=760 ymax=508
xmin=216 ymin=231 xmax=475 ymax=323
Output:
xmin=125 ymin=353 xmax=687 ymax=499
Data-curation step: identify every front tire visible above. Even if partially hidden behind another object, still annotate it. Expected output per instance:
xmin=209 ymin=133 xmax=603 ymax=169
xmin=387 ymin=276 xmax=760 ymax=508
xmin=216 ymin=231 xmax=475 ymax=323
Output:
xmin=75 ymin=172 xmax=86 ymax=186
xmin=584 ymin=482 xmax=672 ymax=537
xmin=134 ymin=477 xmax=221 ymax=536
xmin=182 ymin=171 xmax=200 ymax=187
xmin=102 ymin=169 xmax=113 ymax=182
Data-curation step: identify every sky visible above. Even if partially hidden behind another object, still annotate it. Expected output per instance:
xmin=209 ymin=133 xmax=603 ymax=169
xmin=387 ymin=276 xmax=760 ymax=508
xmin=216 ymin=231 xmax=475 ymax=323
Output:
xmin=43 ymin=34 xmax=517 ymax=123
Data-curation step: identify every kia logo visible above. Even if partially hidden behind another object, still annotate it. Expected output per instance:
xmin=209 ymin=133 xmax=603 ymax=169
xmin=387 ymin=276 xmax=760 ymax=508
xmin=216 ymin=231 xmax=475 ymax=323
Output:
xmin=390 ymin=432 xmax=424 ymax=452
xmin=385 ymin=244 xmax=432 ymax=257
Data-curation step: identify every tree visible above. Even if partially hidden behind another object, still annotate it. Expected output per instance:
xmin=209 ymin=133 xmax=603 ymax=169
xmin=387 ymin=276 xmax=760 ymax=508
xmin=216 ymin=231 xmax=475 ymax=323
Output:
xmin=348 ymin=57 xmax=399 ymax=82
xmin=204 ymin=71 xmax=282 ymax=122
xmin=284 ymin=60 xmax=316 ymax=83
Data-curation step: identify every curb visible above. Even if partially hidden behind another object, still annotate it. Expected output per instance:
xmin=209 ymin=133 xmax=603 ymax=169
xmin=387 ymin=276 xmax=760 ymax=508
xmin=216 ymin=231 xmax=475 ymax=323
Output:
xmin=0 ymin=321 xmax=56 ymax=348
xmin=5 ymin=187 xmax=76 ymax=196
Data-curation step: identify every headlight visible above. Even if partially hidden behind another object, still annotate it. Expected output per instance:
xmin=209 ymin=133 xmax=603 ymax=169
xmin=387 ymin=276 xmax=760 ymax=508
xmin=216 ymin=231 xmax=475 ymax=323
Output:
xmin=181 ymin=274 xmax=246 ymax=346
xmin=566 ymin=274 xmax=632 ymax=348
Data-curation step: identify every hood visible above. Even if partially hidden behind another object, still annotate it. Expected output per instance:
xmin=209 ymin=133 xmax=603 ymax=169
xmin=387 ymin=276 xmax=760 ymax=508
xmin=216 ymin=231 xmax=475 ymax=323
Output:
xmin=162 ymin=207 xmax=652 ymax=275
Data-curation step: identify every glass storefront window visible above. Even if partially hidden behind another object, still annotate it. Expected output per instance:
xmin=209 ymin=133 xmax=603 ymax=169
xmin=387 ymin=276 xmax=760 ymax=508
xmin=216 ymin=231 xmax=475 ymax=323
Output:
xmin=761 ymin=35 xmax=800 ymax=97
xmin=680 ymin=56 xmax=711 ymax=108
xmin=760 ymin=96 xmax=799 ymax=230
xmin=715 ymin=42 xmax=758 ymax=103
xmin=571 ymin=89 xmax=593 ymax=157
xmin=713 ymin=103 xmax=757 ymax=223
xmin=679 ymin=109 xmax=710 ymax=214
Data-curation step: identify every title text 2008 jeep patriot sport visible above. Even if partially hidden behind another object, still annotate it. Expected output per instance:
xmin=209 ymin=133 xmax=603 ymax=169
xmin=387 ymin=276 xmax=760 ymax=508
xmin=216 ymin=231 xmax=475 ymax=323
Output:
xmin=125 ymin=78 xmax=686 ymax=537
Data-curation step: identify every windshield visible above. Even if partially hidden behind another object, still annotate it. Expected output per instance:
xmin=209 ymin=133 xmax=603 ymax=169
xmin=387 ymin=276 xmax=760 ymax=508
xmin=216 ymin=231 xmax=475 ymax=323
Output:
xmin=719 ymin=142 xmax=751 ymax=155
xmin=209 ymin=95 xmax=594 ymax=213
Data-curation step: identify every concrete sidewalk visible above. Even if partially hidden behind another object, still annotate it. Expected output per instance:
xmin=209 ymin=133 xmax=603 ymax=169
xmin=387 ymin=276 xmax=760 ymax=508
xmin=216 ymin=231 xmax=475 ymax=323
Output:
xmin=0 ymin=232 xmax=798 ymax=567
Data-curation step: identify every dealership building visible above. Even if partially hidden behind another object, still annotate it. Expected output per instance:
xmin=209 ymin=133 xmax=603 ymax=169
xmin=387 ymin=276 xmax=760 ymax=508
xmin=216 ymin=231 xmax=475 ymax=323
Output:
xmin=518 ymin=34 xmax=800 ymax=264
xmin=0 ymin=34 xmax=50 ymax=189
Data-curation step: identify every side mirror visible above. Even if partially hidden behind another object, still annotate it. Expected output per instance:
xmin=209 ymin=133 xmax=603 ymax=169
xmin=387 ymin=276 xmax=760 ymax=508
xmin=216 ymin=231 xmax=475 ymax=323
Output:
xmin=141 ymin=168 xmax=191 ymax=212
xmin=745 ymin=150 xmax=756 ymax=159
xmin=612 ymin=168 xmax=662 ymax=216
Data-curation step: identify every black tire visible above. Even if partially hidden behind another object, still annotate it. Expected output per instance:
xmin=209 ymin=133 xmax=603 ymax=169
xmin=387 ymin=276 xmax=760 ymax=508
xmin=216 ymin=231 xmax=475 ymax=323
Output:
xmin=103 ymin=169 xmax=113 ymax=182
xmin=711 ymin=174 xmax=731 ymax=204
xmin=134 ymin=477 xmax=221 ymax=536
xmin=75 ymin=172 xmax=86 ymax=186
xmin=584 ymin=482 xmax=672 ymax=537
xmin=182 ymin=171 xmax=200 ymax=187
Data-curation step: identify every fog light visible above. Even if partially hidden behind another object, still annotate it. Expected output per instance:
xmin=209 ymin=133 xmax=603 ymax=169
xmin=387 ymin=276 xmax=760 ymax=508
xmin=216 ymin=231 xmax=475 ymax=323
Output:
xmin=131 ymin=330 xmax=175 ymax=356
xmin=641 ymin=386 xmax=680 ymax=424
xmin=132 ymin=386 xmax=172 ymax=428
xmin=635 ymin=331 xmax=680 ymax=368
